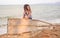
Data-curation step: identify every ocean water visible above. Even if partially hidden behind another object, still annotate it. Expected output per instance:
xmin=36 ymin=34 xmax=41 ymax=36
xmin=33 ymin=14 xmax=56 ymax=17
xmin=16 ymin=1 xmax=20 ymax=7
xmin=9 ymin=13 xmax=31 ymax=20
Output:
xmin=0 ymin=5 xmax=60 ymax=20
xmin=0 ymin=4 xmax=60 ymax=35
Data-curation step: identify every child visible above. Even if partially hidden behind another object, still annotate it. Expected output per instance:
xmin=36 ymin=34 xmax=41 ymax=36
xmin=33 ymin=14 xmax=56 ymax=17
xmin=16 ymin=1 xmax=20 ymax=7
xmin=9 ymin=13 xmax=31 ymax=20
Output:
xmin=23 ymin=4 xmax=32 ymax=19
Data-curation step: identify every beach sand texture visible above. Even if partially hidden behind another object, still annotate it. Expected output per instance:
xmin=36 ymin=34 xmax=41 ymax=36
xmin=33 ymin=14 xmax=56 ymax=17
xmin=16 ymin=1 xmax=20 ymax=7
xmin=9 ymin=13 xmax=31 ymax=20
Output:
xmin=0 ymin=18 xmax=60 ymax=38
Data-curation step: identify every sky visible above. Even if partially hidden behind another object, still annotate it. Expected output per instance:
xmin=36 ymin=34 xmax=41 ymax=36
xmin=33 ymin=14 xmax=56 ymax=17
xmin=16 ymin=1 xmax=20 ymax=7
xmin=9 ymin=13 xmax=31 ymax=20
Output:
xmin=0 ymin=0 xmax=60 ymax=5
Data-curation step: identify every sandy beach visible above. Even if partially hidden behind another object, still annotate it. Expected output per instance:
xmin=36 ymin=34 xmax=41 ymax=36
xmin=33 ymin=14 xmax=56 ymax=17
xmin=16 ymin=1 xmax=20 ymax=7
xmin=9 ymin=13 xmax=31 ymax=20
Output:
xmin=0 ymin=18 xmax=60 ymax=38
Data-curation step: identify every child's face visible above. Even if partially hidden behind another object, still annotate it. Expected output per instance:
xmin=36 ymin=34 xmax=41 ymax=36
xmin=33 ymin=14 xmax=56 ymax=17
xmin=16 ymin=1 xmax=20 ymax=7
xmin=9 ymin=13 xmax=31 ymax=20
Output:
xmin=27 ymin=6 xmax=30 ymax=10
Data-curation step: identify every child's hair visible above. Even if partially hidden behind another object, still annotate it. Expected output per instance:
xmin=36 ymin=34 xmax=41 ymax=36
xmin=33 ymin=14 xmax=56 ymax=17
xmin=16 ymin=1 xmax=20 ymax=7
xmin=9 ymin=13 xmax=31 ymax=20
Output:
xmin=24 ymin=4 xmax=31 ymax=12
